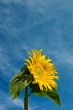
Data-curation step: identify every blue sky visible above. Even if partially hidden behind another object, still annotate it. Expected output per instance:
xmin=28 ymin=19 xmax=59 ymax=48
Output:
xmin=0 ymin=0 xmax=73 ymax=110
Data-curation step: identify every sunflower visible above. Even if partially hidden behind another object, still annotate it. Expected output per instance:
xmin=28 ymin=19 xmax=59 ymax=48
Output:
xmin=25 ymin=49 xmax=59 ymax=91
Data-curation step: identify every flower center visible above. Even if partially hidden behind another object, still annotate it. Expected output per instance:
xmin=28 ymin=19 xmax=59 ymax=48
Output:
xmin=34 ymin=66 xmax=43 ymax=76
xmin=35 ymin=68 xmax=41 ymax=75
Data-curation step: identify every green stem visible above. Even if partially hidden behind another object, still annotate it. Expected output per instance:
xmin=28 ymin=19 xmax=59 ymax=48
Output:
xmin=24 ymin=87 xmax=28 ymax=110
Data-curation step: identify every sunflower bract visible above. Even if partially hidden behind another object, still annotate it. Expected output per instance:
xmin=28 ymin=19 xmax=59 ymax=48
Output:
xmin=25 ymin=49 xmax=59 ymax=91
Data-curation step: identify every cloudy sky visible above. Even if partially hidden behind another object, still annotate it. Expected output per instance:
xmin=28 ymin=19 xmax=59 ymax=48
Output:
xmin=0 ymin=0 xmax=73 ymax=110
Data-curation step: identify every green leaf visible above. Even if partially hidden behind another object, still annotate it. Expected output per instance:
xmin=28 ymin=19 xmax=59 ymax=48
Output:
xmin=9 ymin=72 xmax=32 ymax=99
xmin=21 ymin=66 xmax=30 ymax=75
xmin=30 ymin=84 xmax=60 ymax=106
xmin=33 ymin=91 xmax=60 ymax=106
xmin=45 ymin=90 xmax=61 ymax=106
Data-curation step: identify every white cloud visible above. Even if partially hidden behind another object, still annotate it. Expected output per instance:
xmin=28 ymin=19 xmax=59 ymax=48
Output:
xmin=10 ymin=97 xmax=42 ymax=110
xmin=0 ymin=49 xmax=16 ymax=77
xmin=52 ymin=49 xmax=73 ymax=78
xmin=0 ymin=42 xmax=30 ymax=77
xmin=0 ymin=90 xmax=40 ymax=110
xmin=55 ymin=51 xmax=73 ymax=67
xmin=0 ymin=105 xmax=6 ymax=110
xmin=11 ymin=98 xmax=24 ymax=109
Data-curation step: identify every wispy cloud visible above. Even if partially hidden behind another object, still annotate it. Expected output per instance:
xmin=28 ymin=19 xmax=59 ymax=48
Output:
xmin=0 ymin=105 xmax=6 ymax=110
xmin=0 ymin=47 xmax=17 ymax=77
xmin=0 ymin=40 xmax=31 ymax=77
xmin=11 ymin=98 xmax=24 ymax=109
xmin=54 ymin=50 xmax=73 ymax=67
xmin=0 ymin=90 xmax=38 ymax=110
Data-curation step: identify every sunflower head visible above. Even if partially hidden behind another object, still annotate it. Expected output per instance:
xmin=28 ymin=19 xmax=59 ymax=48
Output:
xmin=25 ymin=49 xmax=59 ymax=91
